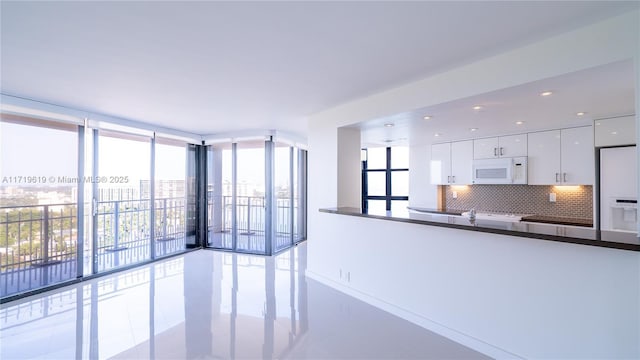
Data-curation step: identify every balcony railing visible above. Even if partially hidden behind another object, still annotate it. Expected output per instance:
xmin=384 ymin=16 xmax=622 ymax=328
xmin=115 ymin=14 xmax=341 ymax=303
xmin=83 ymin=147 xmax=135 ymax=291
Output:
xmin=1 ymin=194 xmax=303 ymax=298
xmin=207 ymin=195 xmax=302 ymax=252
xmin=1 ymin=197 xmax=187 ymax=298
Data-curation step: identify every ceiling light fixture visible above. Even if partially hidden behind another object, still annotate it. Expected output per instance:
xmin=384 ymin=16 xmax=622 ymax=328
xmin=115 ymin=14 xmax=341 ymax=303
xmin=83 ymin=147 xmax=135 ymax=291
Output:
xmin=515 ymin=121 xmax=524 ymax=125
xmin=470 ymin=128 xmax=478 ymax=132
xmin=576 ymin=112 xmax=586 ymax=116
xmin=434 ymin=133 xmax=441 ymax=137
xmin=540 ymin=91 xmax=553 ymax=97
xmin=384 ymin=123 xmax=394 ymax=127
xmin=472 ymin=105 xmax=483 ymax=110
xmin=423 ymin=115 xmax=432 ymax=120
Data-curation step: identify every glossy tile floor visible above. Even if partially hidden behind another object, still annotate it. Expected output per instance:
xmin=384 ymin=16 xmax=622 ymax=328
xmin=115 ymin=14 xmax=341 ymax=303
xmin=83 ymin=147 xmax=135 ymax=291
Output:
xmin=0 ymin=243 xmax=488 ymax=359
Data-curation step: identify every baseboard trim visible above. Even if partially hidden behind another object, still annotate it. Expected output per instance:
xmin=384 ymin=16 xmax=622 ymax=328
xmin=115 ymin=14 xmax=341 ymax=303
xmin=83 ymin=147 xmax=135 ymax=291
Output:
xmin=305 ymin=270 xmax=522 ymax=360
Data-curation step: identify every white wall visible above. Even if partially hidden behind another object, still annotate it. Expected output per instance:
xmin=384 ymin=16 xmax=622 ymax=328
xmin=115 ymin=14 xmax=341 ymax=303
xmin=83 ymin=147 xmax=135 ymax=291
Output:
xmin=337 ymin=127 xmax=361 ymax=208
xmin=307 ymin=213 xmax=640 ymax=359
xmin=307 ymin=8 xmax=640 ymax=359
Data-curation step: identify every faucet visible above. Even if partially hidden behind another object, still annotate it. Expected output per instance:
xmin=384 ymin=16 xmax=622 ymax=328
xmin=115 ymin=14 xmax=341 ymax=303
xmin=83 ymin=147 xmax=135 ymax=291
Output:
xmin=468 ymin=208 xmax=476 ymax=221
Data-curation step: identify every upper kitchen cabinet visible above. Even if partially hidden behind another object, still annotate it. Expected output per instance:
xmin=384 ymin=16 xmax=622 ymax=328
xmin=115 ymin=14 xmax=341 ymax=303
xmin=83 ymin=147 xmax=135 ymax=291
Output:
xmin=431 ymin=142 xmax=451 ymax=184
xmin=527 ymin=126 xmax=594 ymax=185
xmin=561 ymin=126 xmax=594 ymax=185
xmin=430 ymin=140 xmax=473 ymax=185
xmin=528 ymin=130 xmax=561 ymax=184
xmin=473 ymin=134 xmax=527 ymax=159
xmin=451 ymin=140 xmax=474 ymax=184
xmin=594 ymin=115 xmax=636 ymax=147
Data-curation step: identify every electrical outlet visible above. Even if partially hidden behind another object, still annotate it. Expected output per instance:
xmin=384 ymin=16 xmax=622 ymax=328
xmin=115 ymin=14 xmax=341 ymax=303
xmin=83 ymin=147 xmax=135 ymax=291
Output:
xmin=549 ymin=193 xmax=556 ymax=202
xmin=452 ymin=191 xmax=458 ymax=199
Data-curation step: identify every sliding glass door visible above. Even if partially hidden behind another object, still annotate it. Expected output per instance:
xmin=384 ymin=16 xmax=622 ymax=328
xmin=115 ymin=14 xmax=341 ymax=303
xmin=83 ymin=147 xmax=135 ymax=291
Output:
xmin=205 ymin=138 xmax=307 ymax=255
xmin=0 ymin=115 xmax=80 ymax=297
xmin=154 ymin=138 xmax=187 ymax=257
xmin=207 ymin=142 xmax=233 ymax=250
xmin=235 ymin=141 xmax=266 ymax=253
xmin=93 ymin=130 xmax=151 ymax=273
xmin=274 ymin=142 xmax=292 ymax=252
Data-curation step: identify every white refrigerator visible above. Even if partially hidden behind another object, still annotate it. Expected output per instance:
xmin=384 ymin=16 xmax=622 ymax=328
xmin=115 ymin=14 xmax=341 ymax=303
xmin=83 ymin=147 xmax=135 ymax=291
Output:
xmin=600 ymin=146 xmax=637 ymax=232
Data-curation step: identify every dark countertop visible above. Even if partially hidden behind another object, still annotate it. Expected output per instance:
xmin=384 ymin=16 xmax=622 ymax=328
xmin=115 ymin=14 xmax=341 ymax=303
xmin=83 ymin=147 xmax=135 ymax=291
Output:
xmin=407 ymin=207 xmax=593 ymax=227
xmin=406 ymin=207 xmax=464 ymax=216
xmin=319 ymin=207 xmax=640 ymax=252
xmin=521 ymin=215 xmax=593 ymax=227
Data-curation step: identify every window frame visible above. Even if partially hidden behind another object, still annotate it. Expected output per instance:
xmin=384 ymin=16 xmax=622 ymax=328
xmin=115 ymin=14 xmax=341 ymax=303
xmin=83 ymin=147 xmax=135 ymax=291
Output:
xmin=362 ymin=147 xmax=409 ymax=212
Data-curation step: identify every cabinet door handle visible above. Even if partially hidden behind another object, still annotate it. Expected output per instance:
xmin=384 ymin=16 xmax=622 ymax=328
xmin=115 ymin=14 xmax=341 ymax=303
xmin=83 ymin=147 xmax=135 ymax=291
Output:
xmin=452 ymin=175 xmax=456 ymax=183
xmin=447 ymin=175 xmax=451 ymax=183
xmin=494 ymin=148 xmax=498 ymax=156
xmin=555 ymin=173 xmax=560 ymax=182
xmin=500 ymin=147 xmax=504 ymax=156
xmin=563 ymin=173 xmax=567 ymax=182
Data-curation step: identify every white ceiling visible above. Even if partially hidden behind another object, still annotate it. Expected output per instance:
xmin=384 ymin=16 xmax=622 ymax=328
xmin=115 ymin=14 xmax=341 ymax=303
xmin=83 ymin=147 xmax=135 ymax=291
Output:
xmin=360 ymin=59 xmax=636 ymax=146
xmin=1 ymin=1 xmax=638 ymax=137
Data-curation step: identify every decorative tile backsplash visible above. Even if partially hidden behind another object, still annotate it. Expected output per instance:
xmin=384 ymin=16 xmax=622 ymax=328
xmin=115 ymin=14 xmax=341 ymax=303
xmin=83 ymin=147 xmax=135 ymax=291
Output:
xmin=445 ymin=185 xmax=593 ymax=220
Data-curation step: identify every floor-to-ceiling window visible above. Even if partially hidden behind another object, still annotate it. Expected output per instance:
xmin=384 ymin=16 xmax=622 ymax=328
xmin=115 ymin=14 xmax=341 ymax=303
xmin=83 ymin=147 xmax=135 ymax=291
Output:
xmin=236 ymin=141 xmax=267 ymax=253
xmin=293 ymin=148 xmax=307 ymax=244
xmin=0 ymin=114 xmax=80 ymax=297
xmin=274 ymin=142 xmax=292 ymax=252
xmin=1 ymin=99 xmax=306 ymax=301
xmin=154 ymin=137 xmax=188 ymax=257
xmin=93 ymin=130 xmax=152 ymax=272
xmin=206 ymin=137 xmax=307 ymax=256
xmin=362 ymin=146 xmax=409 ymax=213
xmin=208 ymin=142 xmax=233 ymax=250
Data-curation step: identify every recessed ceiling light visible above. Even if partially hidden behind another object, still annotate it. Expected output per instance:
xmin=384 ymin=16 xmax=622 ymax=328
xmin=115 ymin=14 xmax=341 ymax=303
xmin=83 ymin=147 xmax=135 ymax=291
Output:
xmin=423 ymin=115 xmax=432 ymax=120
xmin=576 ymin=112 xmax=586 ymax=116
xmin=515 ymin=121 xmax=524 ymax=125
xmin=611 ymin=131 xmax=618 ymax=135
xmin=540 ymin=91 xmax=553 ymax=97
xmin=434 ymin=133 xmax=441 ymax=137
xmin=384 ymin=123 xmax=394 ymax=127
xmin=470 ymin=128 xmax=478 ymax=132
xmin=595 ymin=122 xmax=601 ymax=126
xmin=472 ymin=105 xmax=483 ymax=110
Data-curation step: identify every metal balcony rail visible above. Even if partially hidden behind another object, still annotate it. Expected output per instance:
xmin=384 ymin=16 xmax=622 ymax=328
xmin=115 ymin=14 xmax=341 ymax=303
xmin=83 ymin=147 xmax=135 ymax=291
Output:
xmin=207 ymin=194 xmax=302 ymax=252
xmin=207 ymin=195 xmax=299 ymax=234
xmin=1 ymin=197 xmax=187 ymax=298
xmin=2 ymin=193 xmax=303 ymax=298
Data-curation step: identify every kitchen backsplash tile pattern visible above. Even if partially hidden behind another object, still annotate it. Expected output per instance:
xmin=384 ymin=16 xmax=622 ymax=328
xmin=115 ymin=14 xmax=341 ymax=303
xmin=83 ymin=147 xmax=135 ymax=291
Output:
xmin=445 ymin=185 xmax=593 ymax=219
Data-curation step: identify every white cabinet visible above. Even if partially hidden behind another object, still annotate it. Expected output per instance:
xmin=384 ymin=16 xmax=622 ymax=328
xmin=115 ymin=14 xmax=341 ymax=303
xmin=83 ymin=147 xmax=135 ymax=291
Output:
xmin=527 ymin=126 xmax=594 ymax=185
xmin=451 ymin=141 xmax=474 ymax=184
xmin=430 ymin=143 xmax=451 ymax=185
xmin=528 ymin=130 xmax=561 ymax=185
xmin=594 ymin=115 xmax=636 ymax=147
xmin=561 ymin=126 xmax=594 ymax=185
xmin=473 ymin=137 xmax=499 ymax=159
xmin=430 ymin=140 xmax=473 ymax=185
xmin=473 ymin=134 xmax=527 ymax=159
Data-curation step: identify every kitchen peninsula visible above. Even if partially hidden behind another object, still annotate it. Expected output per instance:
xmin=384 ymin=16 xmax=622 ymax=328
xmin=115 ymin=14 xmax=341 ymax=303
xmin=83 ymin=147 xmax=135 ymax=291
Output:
xmin=320 ymin=207 xmax=640 ymax=251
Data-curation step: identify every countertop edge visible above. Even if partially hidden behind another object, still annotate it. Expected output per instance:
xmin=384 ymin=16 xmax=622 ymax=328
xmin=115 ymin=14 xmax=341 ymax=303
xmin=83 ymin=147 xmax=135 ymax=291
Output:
xmin=319 ymin=208 xmax=640 ymax=252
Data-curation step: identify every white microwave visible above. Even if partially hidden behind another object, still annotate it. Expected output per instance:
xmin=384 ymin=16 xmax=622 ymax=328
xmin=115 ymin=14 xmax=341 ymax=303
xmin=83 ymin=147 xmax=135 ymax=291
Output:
xmin=472 ymin=157 xmax=527 ymax=184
